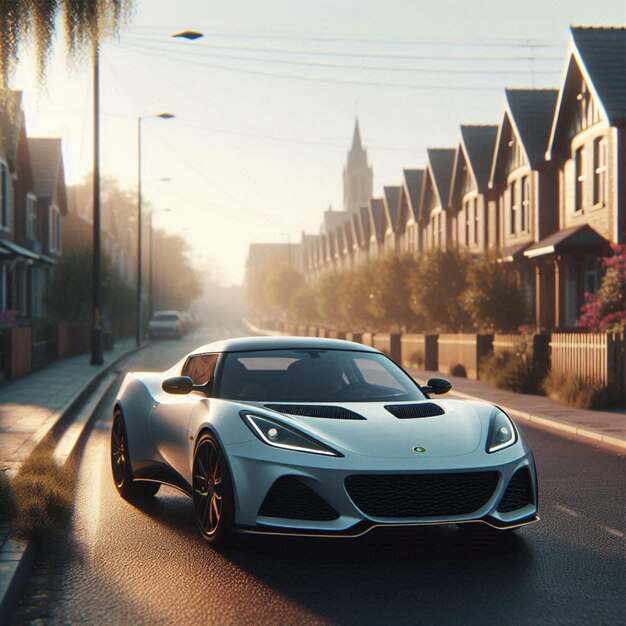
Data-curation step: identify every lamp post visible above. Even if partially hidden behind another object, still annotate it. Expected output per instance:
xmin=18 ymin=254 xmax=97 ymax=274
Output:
xmin=136 ymin=113 xmax=175 ymax=347
xmin=149 ymin=206 xmax=171 ymax=319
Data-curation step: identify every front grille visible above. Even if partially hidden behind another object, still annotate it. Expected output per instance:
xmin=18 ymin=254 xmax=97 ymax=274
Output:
xmin=265 ymin=404 xmax=366 ymax=420
xmin=258 ymin=477 xmax=339 ymax=520
xmin=384 ymin=402 xmax=445 ymax=419
xmin=497 ymin=468 xmax=533 ymax=513
xmin=345 ymin=472 xmax=498 ymax=518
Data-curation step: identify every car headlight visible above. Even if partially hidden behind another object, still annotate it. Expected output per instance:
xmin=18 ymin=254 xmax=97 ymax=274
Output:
xmin=241 ymin=412 xmax=342 ymax=457
xmin=487 ymin=408 xmax=517 ymax=453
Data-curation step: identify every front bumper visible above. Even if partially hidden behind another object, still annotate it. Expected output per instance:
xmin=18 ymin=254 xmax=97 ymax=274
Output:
xmin=226 ymin=440 xmax=539 ymax=536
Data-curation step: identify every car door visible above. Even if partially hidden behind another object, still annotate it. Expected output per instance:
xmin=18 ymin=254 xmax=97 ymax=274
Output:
xmin=150 ymin=354 xmax=219 ymax=486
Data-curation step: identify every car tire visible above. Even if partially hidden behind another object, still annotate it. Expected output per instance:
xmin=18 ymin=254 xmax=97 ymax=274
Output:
xmin=192 ymin=432 xmax=235 ymax=545
xmin=111 ymin=410 xmax=160 ymax=500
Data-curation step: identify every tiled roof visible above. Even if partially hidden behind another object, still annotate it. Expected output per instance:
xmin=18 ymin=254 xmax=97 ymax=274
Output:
xmin=28 ymin=137 xmax=62 ymax=198
xmin=505 ymin=89 xmax=558 ymax=166
xmin=571 ymin=26 xmax=626 ymax=121
xmin=403 ymin=169 xmax=423 ymax=219
xmin=460 ymin=125 xmax=498 ymax=192
xmin=383 ymin=185 xmax=402 ymax=230
xmin=427 ymin=148 xmax=455 ymax=208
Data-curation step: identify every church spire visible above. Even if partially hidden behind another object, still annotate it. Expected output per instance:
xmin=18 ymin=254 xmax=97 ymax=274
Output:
xmin=351 ymin=117 xmax=363 ymax=152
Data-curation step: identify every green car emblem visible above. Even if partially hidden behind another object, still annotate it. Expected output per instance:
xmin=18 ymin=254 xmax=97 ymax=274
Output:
xmin=412 ymin=446 xmax=428 ymax=454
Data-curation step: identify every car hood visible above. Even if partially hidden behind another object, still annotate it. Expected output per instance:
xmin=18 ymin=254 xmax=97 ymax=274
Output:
xmin=245 ymin=399 xmax=484 ymax=458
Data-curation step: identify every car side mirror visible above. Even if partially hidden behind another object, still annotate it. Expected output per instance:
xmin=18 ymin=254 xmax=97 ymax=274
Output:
xmin=422 ymin=377 xmax=452 ymax=395
xmin=162 ymin=376 xmax=195 ymax=394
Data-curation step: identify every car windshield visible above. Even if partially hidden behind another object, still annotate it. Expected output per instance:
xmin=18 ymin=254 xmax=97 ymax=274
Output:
xmin=218 ymin=349 xmax=426 ymax=402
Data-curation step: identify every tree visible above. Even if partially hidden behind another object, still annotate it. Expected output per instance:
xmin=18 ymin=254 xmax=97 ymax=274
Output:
xmin=0 ymin=0 xmax=133 ymax=89
xmin=289 ymin=285 xmax=318 ymax=324
xmin=462 ymin=252 xmax=529 ymax=332
xmin=338 ymin=265 xmax=374 ymax=329
xmin=578 ymin=244 xmax=626 ymax=332
xmin=316 ymin=272 xmax=346 ymax=326
xmin=366 ymin=254 xmax=417 ymax=331
xmin=408 ymin=249 xmax=471 ymax=332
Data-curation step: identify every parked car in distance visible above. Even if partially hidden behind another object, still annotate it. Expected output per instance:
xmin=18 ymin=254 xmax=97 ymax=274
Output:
xmin=148 ymin=310 xmax=184 ymax=339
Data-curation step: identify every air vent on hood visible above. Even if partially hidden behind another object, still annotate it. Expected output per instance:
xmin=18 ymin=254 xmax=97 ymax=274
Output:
xmin=264 ymin=404 xmax=366 ymax=420
xmin=384 ymin=402 xmax=445 ymax=419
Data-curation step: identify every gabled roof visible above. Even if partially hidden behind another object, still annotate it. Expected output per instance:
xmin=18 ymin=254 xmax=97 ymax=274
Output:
xmin=28 ymin=137 xmax=62 ymax=196
xmin=459 ymin=125 xmax=498 ymax=192
xmin=428 ymin=149 xmax=455 ymax=208
xmin=402 ymin=169 xmax=423 ymax=221
xmin=547 ymin=26 xmax=626 ymax=157
xmin=383 ymin=185 xmax=402 ymax=231
xmin=368 ymin=198 xmax=385 ymax=242
xmin=571 ymin=26 xmax=625 ymax=122
xmin=505 ymin=90 xmax=558 ymax=166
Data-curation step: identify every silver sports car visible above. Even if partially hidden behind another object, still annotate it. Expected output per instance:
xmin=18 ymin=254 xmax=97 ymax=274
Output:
xmin=111 ymin=336 xmax=539 ymax=544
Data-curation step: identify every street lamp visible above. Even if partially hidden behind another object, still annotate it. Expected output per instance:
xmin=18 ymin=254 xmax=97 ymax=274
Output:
xmin=149 ymin=207 xmax=172 ymax=319
xmin=137 ymin=113 xmax=175 ymax=347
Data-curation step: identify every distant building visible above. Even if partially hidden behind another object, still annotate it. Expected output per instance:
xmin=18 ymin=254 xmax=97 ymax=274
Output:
xmin=343 ymin=119 xmax=373 ymax=215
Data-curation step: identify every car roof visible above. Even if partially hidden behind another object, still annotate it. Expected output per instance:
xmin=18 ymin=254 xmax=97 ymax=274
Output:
xmin=189 ymin=335 xmax=380 ymax=355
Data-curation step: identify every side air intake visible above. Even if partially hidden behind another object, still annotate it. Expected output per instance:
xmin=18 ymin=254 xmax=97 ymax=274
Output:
xmin=264 ymin=404 xmax=366 ymax=420
xmin=384 ymin=403 xmax=445 ymax=419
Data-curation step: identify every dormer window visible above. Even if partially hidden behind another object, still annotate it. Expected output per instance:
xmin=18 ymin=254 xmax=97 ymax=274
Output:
xmin=521 ymin=176 xmax=530 ymax=232
xmin=49 ymin=205 xmax=61 ymax=253
xmin=574 ymin=147 xmax=585 ymax=212
xmin=26 ymin=194 xmax=37 ymax=240
xmin=593 ymin=137 xmax=607 ymax=207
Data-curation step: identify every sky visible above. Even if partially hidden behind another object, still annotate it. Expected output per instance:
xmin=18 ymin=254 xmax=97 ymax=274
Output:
xmin=11 ymin=0 xmax=626 ymax=285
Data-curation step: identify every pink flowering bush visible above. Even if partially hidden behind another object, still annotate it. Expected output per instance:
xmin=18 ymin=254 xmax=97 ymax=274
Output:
xmin=578 ymin=244 xmax=626 ymax=332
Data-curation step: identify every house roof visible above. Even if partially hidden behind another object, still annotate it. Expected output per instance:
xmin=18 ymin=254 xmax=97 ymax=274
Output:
xmin=383 ymin=185 xmax=402 ymax=231
xmin=571 ymin=26 xmax=626 ymax=122
xmin=459 ymin=125 xmax=498 ymax=192
xmin=426 ymin=148 xmax=455 ymax=208
xmin=369 ymin=198 xmax=385 ymax=242
xmin=321 ymin=208 xmax=351 ymax=235
xmin=505 ymin=89 xmax=558 ymax=166
xmin=358 ymin=205 xmax=371 ymax=244
xmin=524 ymin=224 xmax=611 ymax=259
xmin=28 ymin=137 xmax=63 ymax=198
xmin=247 ymin=243 xmax=291 ymax=266
xmin=403 ymin=169 xmax=423 ymax=220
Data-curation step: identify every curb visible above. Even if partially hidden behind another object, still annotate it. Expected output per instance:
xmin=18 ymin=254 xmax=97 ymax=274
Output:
xmin=0 ymin=340 xmax=149 ymax=623
xmin=246 ymin=323 xmax=625 ymax=455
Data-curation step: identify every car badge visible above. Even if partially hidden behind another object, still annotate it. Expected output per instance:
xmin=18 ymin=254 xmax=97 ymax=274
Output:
xmin=412 ymin=446 xmax=428 ymax=454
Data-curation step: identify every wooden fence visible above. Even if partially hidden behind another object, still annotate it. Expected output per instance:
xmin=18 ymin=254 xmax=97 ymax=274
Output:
xmin=401 ymin=334 xmax=438 ymax=370
xmin=373 ymin=333 xmax=401 ymax=362
xmin=493 ymin=333 xmax=549 ymax=374
xmin=437 ymin=334 xmax=493 ymax=379
xmin=550 ymin=332 xmax=625 ymax=389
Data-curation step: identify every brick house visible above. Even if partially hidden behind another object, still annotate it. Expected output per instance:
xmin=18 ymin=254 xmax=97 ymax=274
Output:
xmin=449 ymin=125 xmax=498 ymax=254
xmin=489 ymin=89 xmax=559 ymax=325
xmin=525 ymin=26 xmax=625 ymax=329
xmin=419 ymin=148 xmax=455 ymax=251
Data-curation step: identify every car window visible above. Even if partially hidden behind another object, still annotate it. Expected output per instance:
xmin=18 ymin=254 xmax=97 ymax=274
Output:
xmin=182 ymin=354 xmax=219 ymax=386
xmin=218 ymin=349 xmax=425 ymax=402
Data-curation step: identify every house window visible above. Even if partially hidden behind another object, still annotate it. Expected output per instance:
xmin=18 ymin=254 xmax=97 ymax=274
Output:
xmin=574 ymin=147 xmax=584 ymax=212
xmin=521 ymin=176 xmax=530 ymax=232
xmin=509 ymin=180 xmax=518 ymax=235
xmin=473 ymin=198 xmax=479 ymax=245
xmin=593 ymin=138 xmax=607 ymax=207
xmin=585 ymin=257 xmax=598 ymax=294
xmin=49 ymin=205 xmax=61 ymax=252
xmin=464 ymin=200 xmax=470 ymax=245
xmin=26 ymin=194 xmax=37 ymax=240
xmin=0 ymin=161 xmax=9 ymax=229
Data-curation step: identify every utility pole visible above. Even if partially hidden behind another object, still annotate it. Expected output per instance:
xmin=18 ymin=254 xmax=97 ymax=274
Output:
xmin=90 ymin=42 xmax=104 ymax=365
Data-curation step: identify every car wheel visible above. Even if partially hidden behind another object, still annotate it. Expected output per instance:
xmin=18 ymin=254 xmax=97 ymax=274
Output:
xmin=111 ymin=410 xmax=160 ymax=500
xmin=192 ymin=432 xmax=234 ymax=544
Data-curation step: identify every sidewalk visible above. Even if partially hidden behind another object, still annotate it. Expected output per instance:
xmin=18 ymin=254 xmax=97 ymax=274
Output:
xmin=0 ymin=337 xmax=136 ymax=474
xmin=407 ymin=367 xmax=625 ymax=453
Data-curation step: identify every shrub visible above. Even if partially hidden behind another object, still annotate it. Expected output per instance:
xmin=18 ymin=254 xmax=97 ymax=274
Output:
xmin=12 ymin=448 xmax=74 ymax=544
xmin=410 ymin=350 xmax=425 ymax=368
xmin=542 ymin=371 xmax=621 ymax=410
xmin=450 ymin=364 xmax=467 ymax=377
xmin=481 ymin=351 xmax=542 ymax=394
xmin=0 ymin=469 xmax=16 ymax=519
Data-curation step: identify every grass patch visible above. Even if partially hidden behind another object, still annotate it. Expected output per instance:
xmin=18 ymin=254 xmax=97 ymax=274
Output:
xmin=12 ymin=447 xmax=74 ymax=544
xmin=0 ymin=469 xmax=16 ymax=520
xmin=542 ymin=371 xmax=623 ymax=410
xmin=481 ymin=351 xmax=543 ymax=394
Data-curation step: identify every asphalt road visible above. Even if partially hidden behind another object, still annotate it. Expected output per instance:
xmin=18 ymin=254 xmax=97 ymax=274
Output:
xmin=13 ymin=324 xmax=626 ymax=625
